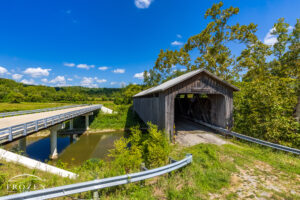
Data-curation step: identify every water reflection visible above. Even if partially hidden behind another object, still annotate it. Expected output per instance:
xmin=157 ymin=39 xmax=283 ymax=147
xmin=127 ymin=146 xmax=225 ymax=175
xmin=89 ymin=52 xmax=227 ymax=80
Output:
xmin=5 ymin=132 xmax=123 ymax=166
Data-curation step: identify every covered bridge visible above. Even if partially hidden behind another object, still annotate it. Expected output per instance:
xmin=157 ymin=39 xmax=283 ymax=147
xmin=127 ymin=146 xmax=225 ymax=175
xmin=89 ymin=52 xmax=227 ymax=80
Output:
xmin=133 ymin=69 xmax=239 ymax=140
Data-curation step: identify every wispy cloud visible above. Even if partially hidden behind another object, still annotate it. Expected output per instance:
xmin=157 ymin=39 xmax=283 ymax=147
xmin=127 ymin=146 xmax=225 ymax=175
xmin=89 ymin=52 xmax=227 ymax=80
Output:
xmin=134 ymin=72 xmax=144 ymax=80
xmin=95 ymin=77 xmax=107 ymax=83
xmin=135 ymin=0 xmax=153 ymax=9
xmin=80 ymin=77 xmax=98 ymax=88
xmin=176 ymin=34 xmax=182 ymax=38
xmin=171 ymin=40 xmax=183 ymax=46
xmin=12 ymin=74 xmax=23 ymax=80
xmin=64 ymin=62 xmax=75 ymax=67
xmin=113 ymin=68 xmax=125 ymax=74
xmin=41 ymin=78 xmax=48 ymax=83
xmin=49 ymin=76 xmax=66 ymax=86
xmin=0 ymin=66 xmax=9 ymax=75
xmin=110 ymin=82 xmax=118 ymax=85
xmin=77 ymin=64 xmax=95 ymax=70
xmin=23 ymin=67 xmax=51 ymax=78
xmin=263 ymin=26 xmax=294 ymax=46
xmin=98 ymin=66 xmax=108 ymax=71
xmin=264 ymin=28 xmax=277 ymax=46
xmin=21 ymin=79 xmax=35 ymax=85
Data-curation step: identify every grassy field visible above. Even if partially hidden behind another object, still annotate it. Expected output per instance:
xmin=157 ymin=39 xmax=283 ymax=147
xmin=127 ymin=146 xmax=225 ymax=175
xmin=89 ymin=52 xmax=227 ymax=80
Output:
xmin=0 ymin=139 xmax=299 ymax=199
xmin=0 ymin=102 xmax=72 ymax=113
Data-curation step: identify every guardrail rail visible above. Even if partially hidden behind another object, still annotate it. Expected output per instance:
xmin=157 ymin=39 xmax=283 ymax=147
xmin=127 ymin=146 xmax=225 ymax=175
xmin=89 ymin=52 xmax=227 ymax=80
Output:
xmin=0 ymin=105 xmax=102 ymax=144
xmin=192 ymin=119 xmax=300 ymax=155
xmin=0 ymin=154 xmax=192 ymax=200
xmin=0 ymin=104 xmax=86 ymax=118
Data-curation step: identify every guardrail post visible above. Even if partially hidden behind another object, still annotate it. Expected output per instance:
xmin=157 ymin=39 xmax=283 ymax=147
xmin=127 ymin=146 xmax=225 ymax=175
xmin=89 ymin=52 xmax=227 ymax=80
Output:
xmin=93 ymin=190 xmax=99 ymax=200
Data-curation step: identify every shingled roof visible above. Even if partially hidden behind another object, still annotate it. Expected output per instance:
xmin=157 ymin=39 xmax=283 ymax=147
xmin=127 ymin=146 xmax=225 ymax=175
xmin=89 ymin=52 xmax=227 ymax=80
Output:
xmin=134 ymin=69 xmax=239 ymax=97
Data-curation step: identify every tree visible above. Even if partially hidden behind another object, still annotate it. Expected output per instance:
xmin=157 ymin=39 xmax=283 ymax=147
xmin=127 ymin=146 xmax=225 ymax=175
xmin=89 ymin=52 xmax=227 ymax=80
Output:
xmin=144 ymin=2 xmax=257 ymax=86
xmin=6 ymin=92 xmax=25 ymax=103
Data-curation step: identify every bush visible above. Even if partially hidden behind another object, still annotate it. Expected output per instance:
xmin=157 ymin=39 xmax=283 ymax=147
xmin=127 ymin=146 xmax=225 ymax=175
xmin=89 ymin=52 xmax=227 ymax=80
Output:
xmin=109 ymin=123 xmax=170 ymax=173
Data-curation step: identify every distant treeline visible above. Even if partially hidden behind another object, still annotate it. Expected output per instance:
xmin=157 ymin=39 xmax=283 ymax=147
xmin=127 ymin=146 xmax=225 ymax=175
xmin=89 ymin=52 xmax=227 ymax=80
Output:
xmin=0 ymin=78 xmax=121 ymax=103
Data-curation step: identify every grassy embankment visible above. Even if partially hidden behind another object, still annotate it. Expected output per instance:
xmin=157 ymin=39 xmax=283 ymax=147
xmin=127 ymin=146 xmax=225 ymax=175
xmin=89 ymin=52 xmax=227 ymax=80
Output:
xmin=1 ymin=140 xmax=299 ymax=199
xmin=89 ymin=101 xmax=145 ymax=131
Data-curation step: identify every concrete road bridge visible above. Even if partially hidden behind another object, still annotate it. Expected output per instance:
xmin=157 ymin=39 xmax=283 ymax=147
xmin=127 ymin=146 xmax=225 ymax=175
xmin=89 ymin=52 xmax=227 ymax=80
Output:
xmin=0 ymin=104 xmax=102 ymax=159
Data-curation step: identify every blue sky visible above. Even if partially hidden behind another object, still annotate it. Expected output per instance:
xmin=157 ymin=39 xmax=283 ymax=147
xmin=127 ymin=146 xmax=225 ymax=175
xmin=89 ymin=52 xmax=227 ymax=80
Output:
xmin=0 ymin=0 xmax=299 ymax=88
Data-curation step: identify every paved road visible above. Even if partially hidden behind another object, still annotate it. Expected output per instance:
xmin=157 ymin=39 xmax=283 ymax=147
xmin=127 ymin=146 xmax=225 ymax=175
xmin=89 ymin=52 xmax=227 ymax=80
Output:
xmin=0 ymin=105 xmax=92 ymax=129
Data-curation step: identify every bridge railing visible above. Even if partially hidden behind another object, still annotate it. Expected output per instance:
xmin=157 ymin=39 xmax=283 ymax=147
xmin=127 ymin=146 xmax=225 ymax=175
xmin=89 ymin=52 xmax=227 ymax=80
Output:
xmin=0 ymin=104 xmax=87 ymax=118
xmin=0 ymin=154 xmax=192 ymax=200
xmin=0 ymin=105 xmax=102 ymax=143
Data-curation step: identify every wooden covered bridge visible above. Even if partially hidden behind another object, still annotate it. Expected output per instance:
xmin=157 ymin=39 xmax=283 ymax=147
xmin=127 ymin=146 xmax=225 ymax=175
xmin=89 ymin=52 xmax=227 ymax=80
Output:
xmin=133 ymin=69 xmax=239 ymax=140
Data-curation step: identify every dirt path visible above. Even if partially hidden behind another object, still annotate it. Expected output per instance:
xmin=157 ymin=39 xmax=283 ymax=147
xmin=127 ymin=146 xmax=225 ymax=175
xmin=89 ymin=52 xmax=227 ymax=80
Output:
xmin=209 ymin=161 xmax=300 ymax=199
xmin=175 ymin=119 xmax=229 ymax=146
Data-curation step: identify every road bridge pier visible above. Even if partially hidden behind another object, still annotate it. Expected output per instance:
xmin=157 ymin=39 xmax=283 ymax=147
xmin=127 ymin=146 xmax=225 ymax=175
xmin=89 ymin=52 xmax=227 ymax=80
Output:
xmin=85 ymin=112 xmax=93 ymax=130
xmin=50 ymin=124 xmax=63 ymax=159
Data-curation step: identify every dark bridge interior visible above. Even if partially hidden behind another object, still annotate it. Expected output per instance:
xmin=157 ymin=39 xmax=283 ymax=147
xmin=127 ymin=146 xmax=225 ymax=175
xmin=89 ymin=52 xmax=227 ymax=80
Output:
xmin=174 ymin=93 xmax=226 ymax=134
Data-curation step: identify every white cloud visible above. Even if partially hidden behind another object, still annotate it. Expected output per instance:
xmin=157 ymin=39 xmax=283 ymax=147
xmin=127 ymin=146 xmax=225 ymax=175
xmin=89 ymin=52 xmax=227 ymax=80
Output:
xmin=77 ymin=64 xmax=95 ymax=70
xmin=0 ymin=66 xmax=8 ymax=75
xmin=74 ymin=75 xmax=80 ymax=79
xmin=41 ymin=78 xmax=48 ymax=83
xmin=135 ymin=0 xmax=153 ymax=9
xmin=171 ymin=41 xmax=183 ymax=46
xmin=263 ymin=28 xmax=277 ymax=46
xmin=12 ymin=74 xmax=23 ymax=80
xmin=23 ymin=67 xmax=51 ymax=78
xmin=21 ymin=79 xmax=35 ymax=85
xmin=80 ymin=77 xmax=98 ymax=88
xmin=64 ymin=62 xmax=75 ymax=67
xmin=134 ymin=72 xmax=145 ymax=80
xmin=180 ymin=68 xmax=187 ymax=72
xmin=94 ymin=77 xmax=107 ymax=83
xmin=110 ymin=82 xmax=118 ymax=85
xmin=177 ymin=34 xmax=182 ymax=38
xmin=113 ymin=68 xmax=125 ymax=74
xmin=49 ymin=76 xmax=66 ymax=86
xmin=67 ymin=78 xmax=73 ymax=81
xmin=98 ymin=66 xmax=108 ymax=71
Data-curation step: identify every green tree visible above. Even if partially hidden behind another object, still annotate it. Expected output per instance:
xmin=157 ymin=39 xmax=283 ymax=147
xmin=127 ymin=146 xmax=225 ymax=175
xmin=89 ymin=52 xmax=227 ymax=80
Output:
xmin=144 ymin=2 xmax=257 ymax=86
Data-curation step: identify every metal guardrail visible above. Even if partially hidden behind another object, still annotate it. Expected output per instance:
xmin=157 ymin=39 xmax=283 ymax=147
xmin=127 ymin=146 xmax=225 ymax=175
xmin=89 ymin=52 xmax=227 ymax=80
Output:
xmin=193 ymin=119 xmax=300 ymax=155
xmin=0 ymin=105 xmax=86 ymax=118
xmin=0 ymin=154 xmax=192 ymax=200
xmin=0 ymin=105 xmax=102 ymax=144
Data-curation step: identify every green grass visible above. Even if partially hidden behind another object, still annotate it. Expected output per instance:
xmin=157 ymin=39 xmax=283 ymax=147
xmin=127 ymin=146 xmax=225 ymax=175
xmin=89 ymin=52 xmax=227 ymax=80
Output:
xmin=89 ymin=104 xmax=145 ymax=130
xmin=0 ymin=102 xmax=72 ymax=113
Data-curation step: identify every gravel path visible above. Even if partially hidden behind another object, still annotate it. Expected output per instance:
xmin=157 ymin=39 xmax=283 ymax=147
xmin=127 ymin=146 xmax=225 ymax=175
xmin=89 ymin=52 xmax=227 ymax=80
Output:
xmin=175 ymin=118 xmax=229 ymax=146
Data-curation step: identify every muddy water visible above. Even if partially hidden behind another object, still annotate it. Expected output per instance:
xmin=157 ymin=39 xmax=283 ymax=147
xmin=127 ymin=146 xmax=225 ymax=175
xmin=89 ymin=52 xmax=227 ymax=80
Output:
xmin=5 ymin=132 xmax=123 ymax=166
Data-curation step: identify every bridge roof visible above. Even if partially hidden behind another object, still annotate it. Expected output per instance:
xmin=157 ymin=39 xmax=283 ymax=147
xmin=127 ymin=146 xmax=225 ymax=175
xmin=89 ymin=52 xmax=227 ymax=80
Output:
xmin=134 ymin=69 xmax=239 ymax=97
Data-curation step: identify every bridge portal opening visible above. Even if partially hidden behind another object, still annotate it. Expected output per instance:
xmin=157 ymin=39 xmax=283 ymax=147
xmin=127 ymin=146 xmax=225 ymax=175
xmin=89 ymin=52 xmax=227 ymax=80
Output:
xmin=174 ymin=93 xmax=226 ymax=135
